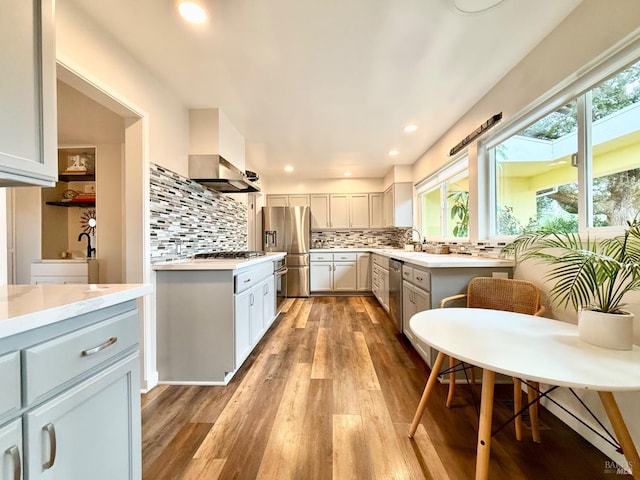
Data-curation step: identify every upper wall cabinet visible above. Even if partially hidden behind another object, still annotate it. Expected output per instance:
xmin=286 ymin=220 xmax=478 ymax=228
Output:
xmin=329 ymin=194 xmax=370 ymax=229
xmin=384 ymin=183 xmax=413 ymax=228
xmin=0 ymin=0 xmax=58 ymax=187
xmin=310 ymin=195 xmax=330 ymax=229
xmin=266 ymin=194 xmax=310 ymax=207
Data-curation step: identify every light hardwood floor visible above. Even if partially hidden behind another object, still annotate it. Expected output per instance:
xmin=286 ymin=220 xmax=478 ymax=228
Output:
xmin=142 ymin=296 xmax=630 ymax=479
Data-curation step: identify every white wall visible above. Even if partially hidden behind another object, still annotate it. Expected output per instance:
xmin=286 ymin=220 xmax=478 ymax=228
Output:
xmin=56 ymin=2 xmax=189 ymax=176
xmin=413 ymin=0 xmax=640 ymax=184
xmin=410 ymin=0 xmax=640 ymax=467
xmin=55 ymin=0 xmax=191 ymax=391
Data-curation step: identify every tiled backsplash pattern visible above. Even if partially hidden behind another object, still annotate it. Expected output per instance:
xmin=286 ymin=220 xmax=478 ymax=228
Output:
xmin=312 ymin=229 xmax=408 ymax=248
xmin=150 ymin=163 xmax=247 ymax=262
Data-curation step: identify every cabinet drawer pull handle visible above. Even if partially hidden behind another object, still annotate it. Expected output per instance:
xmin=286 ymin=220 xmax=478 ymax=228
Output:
xmin=5 ymin=445 xmax=21 ymax=480
xmin=42 ymin=423 xmax=57 ymax=470
xmin=81 ymin=336 xmax=118 ymax=357
xmin=244 ymin=278 xmax=251 ymax=283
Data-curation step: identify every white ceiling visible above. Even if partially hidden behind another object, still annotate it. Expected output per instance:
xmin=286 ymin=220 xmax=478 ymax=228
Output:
xmin=66 ymin=0 xmax=582 ymax=181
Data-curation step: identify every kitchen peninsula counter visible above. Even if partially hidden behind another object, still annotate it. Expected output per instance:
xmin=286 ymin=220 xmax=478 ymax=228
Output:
xmin=0 ymin=283 xmax=152 ymax=339
xmin=152 ymin=252 xmax=286 ymax=271
xmin=311 ymin=248 xmax=514 ymax=268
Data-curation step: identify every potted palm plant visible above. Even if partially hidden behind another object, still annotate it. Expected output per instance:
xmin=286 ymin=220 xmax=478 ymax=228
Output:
xmin=502 ymin=219 xmax=640 ymax=350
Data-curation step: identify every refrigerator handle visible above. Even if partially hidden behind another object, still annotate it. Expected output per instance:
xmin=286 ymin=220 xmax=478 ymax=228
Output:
xmin=264 ymin=230 xmax=277 ymax=248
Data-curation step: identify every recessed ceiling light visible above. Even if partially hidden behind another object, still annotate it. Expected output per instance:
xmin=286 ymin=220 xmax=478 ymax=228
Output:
xmin=403 ymin=124 xmax=418 ymax=133
xmin=284 ymin=165 xmax=294 ymax=172
xmin=388 ymin=150 xmax=399 ymax=156
xmin=178 ymin=1 xmax=207 ymax=24
xmin=344 ymin=172 xmax=352 ymax=177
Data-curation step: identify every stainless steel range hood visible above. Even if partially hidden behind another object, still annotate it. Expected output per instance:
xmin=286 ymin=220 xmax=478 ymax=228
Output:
xmin=189 ymin=155 xmax=261 ymax=193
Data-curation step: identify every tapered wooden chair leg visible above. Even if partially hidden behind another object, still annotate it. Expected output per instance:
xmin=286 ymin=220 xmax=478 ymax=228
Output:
xmin=410 ymin=352 xmax=446 ymax=438
xmin=446 ymin=355 xmax=456 ymax=407
xmin=528 ymin=381 xmax=541 ymax=443
xmin=513 ymin=378 xmax=523 ymax=441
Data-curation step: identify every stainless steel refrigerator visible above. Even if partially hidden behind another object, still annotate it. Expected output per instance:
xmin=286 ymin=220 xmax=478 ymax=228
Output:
xmin=263 ymin=206 xmax=311 ymax=297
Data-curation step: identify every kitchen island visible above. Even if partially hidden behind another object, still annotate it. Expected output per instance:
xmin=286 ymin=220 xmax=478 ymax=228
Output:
xmin=0 ymin=283 xmax=152 ymax=480
xmin=153 ymin=252 xmax=286 ymax=385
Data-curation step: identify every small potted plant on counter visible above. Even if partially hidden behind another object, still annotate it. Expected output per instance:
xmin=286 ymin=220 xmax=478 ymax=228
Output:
xmin=502 ymin=219 xmax=640 ymax=350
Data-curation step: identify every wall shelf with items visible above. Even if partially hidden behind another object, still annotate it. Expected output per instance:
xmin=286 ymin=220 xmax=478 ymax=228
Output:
xmin=45 ymin=200 xmax=95 ymax=208
xmin=59 ymin=173 xmax=95 ymax=182
xmin=44 ymin=147 xmax=97 ymax=207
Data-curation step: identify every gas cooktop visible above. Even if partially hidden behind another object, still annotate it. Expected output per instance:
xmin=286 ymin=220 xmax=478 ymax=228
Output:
xmin=193 ymin=251 xmax=266 ymax=260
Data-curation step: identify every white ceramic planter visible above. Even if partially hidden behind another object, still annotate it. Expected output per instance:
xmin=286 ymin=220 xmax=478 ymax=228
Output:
xmin=578 ymin=308 xmax=634 ymax=350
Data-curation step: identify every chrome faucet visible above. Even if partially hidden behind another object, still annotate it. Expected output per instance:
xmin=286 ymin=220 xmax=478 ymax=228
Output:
xmin=406 ymin=227 xmax=423 ymax=244
xmin=78 ymin=232 xmax=95 ymax=258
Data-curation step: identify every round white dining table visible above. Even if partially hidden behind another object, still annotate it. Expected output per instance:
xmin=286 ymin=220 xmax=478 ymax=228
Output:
xmin=407 ymin=308 xmax=640 ymax=480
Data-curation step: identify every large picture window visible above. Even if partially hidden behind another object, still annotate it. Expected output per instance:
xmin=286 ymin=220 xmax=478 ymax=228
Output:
xmin=488 ymin=58 xmax=640 ymax=236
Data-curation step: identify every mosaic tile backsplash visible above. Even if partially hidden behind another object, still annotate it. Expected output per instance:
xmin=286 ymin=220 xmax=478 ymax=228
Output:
xmin=150 ymin=163 xmax=247 ymax=262
xmin=312 ymin=229 xmax=409 ymax=248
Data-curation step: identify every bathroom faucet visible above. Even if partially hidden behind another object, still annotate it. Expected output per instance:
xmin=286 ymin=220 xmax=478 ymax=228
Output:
xmin=78 ymin=232 xmax=95 ymax=258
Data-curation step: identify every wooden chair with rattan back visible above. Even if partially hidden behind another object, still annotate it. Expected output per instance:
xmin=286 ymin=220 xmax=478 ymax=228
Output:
xmin=439 ymin=276 xmax=546 ymax=442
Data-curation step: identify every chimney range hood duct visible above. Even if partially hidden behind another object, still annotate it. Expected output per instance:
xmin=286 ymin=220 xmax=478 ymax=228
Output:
xmin=189 ymin=155 xmax=260 ymax=193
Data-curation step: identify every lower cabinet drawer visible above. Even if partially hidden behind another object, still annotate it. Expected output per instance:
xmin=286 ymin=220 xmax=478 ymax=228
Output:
xmin=235 ymin=263 xmax=274 ymax=294
xmin=412 ymin=268 xmax=431 ymax=291
xmin=333 ymin=252 xmax=357 ymax=261
xmin=0 ymin=351 xmax=20 ymax=417
xmin=24 ymin=310 xmax=138 ymax=405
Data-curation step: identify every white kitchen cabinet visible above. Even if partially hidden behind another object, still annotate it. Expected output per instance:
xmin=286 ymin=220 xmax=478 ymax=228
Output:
xmin=30 ymin=260 xmax=99 ymax=285
xmin=383 ymin=182 xmax=413 ymax=228
xmin=329 ymin=194 xmax=369 ymax=229
xmin=356 ymin=253 xmax=371 ymax=291
xmin=26 ymin=354 xmax=140 ymax=480
xmin=0 ymin=0 xmax=58 ymax=187
xmin=371 ymin=254 xmax=389 ymax=312
xmin=402 ymin=279 xmax=432 ymax=365
xmin=369 ymin=193 xmax=384 ymax=228
xmin=266 ymin=194 xmax=310 ymax=206
xmin=329 ymin=194 xmax=350 ymax=228
xmin=266 ymin=195 xmax=288 ymax=206
xmin=0 ymin=419 xmax=22 ymax=480
xmin=349 ymin=194 xmax=369 ymax=228
xmin=0 ymin=300 xmax=142 ymax=480
xmin=310 ymin=252 xmax=357 ymax=292
xmin=333 ymin=260 xmax=357 ymax=291
xmin=310 ymin=195 xmax=330 ymax=229
xmin=288 ymin=194 xmax=310 ymax=206
xmin=262 ymin=278 xmax=276 ymax=329
xmin=310 ymin=261 xmax=333 ymax=292
xmin=234 ymin=289 xmax=254 ymax=368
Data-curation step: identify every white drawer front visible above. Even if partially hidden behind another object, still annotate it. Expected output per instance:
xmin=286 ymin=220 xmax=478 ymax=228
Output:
xmin=235 ymin=263 xmax=273 ymax=294
xmin=333 ymin=252 xmax=357 ymax=261
xmin=0 ymin=351 xmax=20 ymax=417
xmin=310 ymin=253 xmax=333 ymax=262
xmin=24 ymin=310 xmax=138 ymax=405
xmin=402 ymin=266 xmax=413 ymax=282
xmin=30 ymin=262 xmax=89 ymax=276
xmin=412 ymin=268 xmax=431 ymax=291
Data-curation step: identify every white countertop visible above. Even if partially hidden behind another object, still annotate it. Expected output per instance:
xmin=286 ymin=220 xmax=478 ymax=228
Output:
xmin=311 ymin=248 xmax=513 ymax=268
xmin=0 ymin=283 xmax=153 ymax=339
xmin=152 ymin=252 xmax=287 ymax=271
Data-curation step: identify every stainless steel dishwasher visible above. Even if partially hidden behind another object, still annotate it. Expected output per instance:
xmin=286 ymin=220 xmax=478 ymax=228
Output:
xmin=389 ymin=258 xmax=403 ymax=332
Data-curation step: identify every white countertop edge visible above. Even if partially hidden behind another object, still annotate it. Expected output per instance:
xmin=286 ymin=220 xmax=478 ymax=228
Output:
xmin=311 ymin=248 xmax=514 ymax=268
xmin=0 ymin=284 xmax=153 ymax=339
xmin=152 ymin=252 xmax=287 ymax=271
